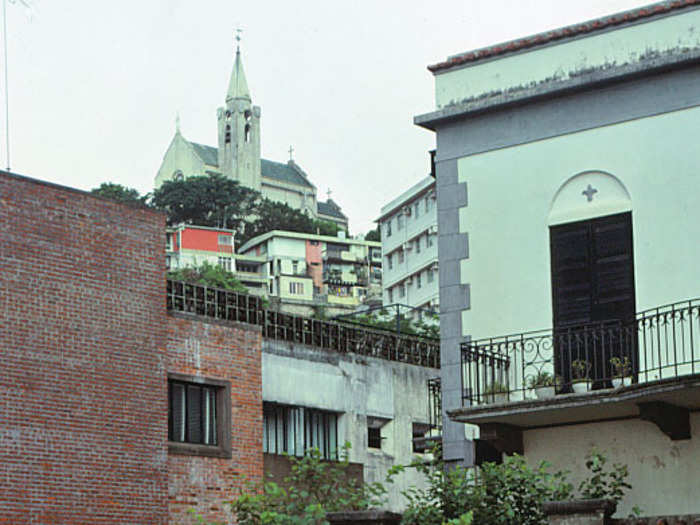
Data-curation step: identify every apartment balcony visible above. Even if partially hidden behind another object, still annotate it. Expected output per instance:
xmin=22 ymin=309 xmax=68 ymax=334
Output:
xmin=451 ymin=298 xmax=700 ymax=450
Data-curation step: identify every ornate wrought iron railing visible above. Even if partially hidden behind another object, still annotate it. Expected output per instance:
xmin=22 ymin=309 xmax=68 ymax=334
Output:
xmin=167 ymin=280 xmax=440 ymax=368
xmin=460 ymin=298 xmax=700 ymax=405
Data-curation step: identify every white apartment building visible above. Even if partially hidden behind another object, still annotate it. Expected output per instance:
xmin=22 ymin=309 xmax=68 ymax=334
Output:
xmin=378 ymin=176 xmax=438 ymax=314
xmin=238 ymin=230 xmax=382 ymax=316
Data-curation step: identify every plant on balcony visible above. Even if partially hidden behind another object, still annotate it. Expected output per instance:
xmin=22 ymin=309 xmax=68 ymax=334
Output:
xmin=483 ymin=381 xmax=509 ymax=404
xmin=527 ymin=371 xmax=557 ymax=399
xmin=610 ymin=357 xmax=633 ymax=388
xmin=571 ymin=360 xmax=591 ymax=393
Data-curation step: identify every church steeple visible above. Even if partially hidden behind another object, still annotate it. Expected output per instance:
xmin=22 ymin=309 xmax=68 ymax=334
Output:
xmin=217 ymin=31 xmax=261 ymax=192
xmin=226 ymin=46 xmax=251 ymax=102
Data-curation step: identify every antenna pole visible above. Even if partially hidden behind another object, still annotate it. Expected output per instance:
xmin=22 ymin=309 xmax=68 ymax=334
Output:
xmin=2 ymin=0 xmax=10 ymax=171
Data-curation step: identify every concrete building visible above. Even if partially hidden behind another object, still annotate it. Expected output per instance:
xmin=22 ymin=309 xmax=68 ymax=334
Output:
xmin=239 ymin=230 xmax=383 ymax=316
xmin=166 ymin=223 xmax=268 ymax=296
xmin=416 ymin=0 xmax=700 ymax=518
xmin=378 ymin=176 xmax=439 ymax=315
xmin=155 ymin=44 xmax=347 ymax=229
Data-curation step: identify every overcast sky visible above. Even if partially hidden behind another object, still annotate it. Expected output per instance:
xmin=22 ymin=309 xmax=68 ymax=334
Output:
xmin=5 ymin=0 xmax=653 ymax=234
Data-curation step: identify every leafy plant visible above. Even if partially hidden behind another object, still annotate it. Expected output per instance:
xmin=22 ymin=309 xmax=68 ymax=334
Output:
xmin=483 ymin=381 xmax=508 ymax=396
xmin=527 ymin=371 xmax=555 ymax=389
xmin=571 ymin=360 xmax=591 ymax=382
xmin=230 ymin=444 xmax=392 ymax=525
xmin=610 ymin=357 xmax=632 ymax=378
xmin=168 ymin=261 xmax=249 ymax=294
xmin=401 ymin=448 xmax=572 ymax=525
xmin=578 ymin=449 xmax=632 ymax=506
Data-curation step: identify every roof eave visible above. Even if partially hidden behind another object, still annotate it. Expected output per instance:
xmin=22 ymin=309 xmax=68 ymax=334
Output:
xmin=415 ymin=49 xmax=700 ymax=131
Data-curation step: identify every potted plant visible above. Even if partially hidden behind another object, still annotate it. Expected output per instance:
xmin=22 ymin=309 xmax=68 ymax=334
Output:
xmin=571 ymin=360 xmax=591 ymax=393
xmin=610 ymin=356 xmax=633 ymax=388
xmin=483 ymin=381 xmax=509 ymax=404
xmin=527 ymin=371 xmax=557 ymax=399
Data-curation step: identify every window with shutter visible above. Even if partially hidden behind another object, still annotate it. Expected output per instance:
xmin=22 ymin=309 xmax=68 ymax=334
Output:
xmin=549 ymin=212 xmax=637 ymax=388
xmin=168 ymin=375 xmax=231 ymax=458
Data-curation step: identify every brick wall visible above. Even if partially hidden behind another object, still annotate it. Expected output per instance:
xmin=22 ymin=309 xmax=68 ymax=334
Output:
xmin=0 ymin=171 xmax=169 ymax=523
xmin=167 ymin=312 xmax=263 ymax=524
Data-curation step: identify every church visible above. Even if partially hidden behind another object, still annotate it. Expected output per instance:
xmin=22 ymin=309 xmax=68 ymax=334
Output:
xmin=155 ymin=44 xmax=348 ymax=232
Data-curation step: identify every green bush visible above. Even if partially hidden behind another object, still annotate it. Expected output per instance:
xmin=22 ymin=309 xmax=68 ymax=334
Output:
xmin=168 ymin=261 xmax=248 ymax=294
xmin=230 ymin=444 xmax=391 ymax=525
xmin=401 ymin=451 xmax=572 ymax=525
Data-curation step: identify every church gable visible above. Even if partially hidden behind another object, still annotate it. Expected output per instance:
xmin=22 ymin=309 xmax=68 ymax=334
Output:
xmin=189 ymin=142 xmax=219 ymax=168
xmin=261 ymin=159 xmax=314 ymax=189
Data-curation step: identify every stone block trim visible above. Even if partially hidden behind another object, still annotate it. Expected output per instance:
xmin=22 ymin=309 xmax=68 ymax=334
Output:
xmin=167 ymin=313 xmax=263 ymax=525
xmin=0 ymin=170 xmax=169 ymax=523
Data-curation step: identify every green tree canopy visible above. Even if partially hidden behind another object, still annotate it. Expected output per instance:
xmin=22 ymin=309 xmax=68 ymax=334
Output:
xmin=151 ymin=173 xmax=261 ymax=231
xmin=364 ymin=227 xmax=380 ymax=242
xmin=167 ymin=261 xmax=248 ymax=294
xmin=91 ymin=182 xmax=148 ymax=205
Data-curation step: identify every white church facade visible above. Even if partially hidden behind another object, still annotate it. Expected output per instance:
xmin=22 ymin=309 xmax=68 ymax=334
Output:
xmin=155 ymin=46 xmax=348 ymax=231
xmin=417 ymin=0 xmax=700 ymax=519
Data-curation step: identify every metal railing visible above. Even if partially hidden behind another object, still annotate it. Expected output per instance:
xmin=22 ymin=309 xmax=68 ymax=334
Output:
xmin=167 ymin=280 xmax=440 ymax=368
xmin=460 ymin=298 xmax=700 ymax=405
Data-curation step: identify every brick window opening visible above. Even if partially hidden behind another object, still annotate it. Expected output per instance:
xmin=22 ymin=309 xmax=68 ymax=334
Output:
xmin=263 ymin=403 xmax=338 ymax=460
xmin=168 ymin=374 xmax=231 ymax=458
xmin=368 ymin=427 xmax=382 ymax=449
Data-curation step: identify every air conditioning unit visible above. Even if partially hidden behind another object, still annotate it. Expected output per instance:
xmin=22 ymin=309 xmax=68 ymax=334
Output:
xmin=428 ymin=225 xmax=438 ymax=235
xmin=405 ymin=276 xmax=413 ymax=285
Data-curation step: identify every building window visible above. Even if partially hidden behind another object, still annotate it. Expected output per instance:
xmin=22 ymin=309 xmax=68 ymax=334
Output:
xmin=415 ymin=236 xmax=421 ymax=254
xmin=414 ymin=202 xmax=420 ymax=218
xmin=218 ymin=256 xmax=232 ymax=271
xmin=218 ymin=234 xmax=232 ymax=246
xmin=386 ymin=221 xmax=392 ymax=238
xmin=387 ymin=254 xmax=393 ymax=270
xmin=289 ymin=282 xmax=305 ymax=295
xmin=244 ymin=124 xmax=251 ymax=143
xmin=168 ymin=374 xmax=231 ymax=458
xmin=263 ymin=403 xmax=338 ymax=460
xmin=427 ymin=234 xmax=434 ymax=248
xmin=397 ymin=214 xmax=404 ymax=230
xmin=398 ymin=250 xmax=404 ymax=264
xmin=425 ymin=196 xmax=432 ymax=212
xmin=165 ymin=255 xmax=171 ymax=269
xmin=427 ymin=269 xmax=434 ymax=283
xmin=225 ymin=124 xmax=231 ymax=144
xmin=292 ymin=261 xmax=299 ymax=274
xmin=388 ymin=288 xmax=393 ymax=303
xmin=398 ymin=284 xmax=406 ymax=298
xmin=417 ymin=273 xmax=422 ymax=289
xmin=368 ymin=427 xmax=382 ymax=449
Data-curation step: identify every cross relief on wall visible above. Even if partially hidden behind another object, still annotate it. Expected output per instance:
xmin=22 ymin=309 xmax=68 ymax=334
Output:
xmin=582 ymin=184 xmax=598 ymax=202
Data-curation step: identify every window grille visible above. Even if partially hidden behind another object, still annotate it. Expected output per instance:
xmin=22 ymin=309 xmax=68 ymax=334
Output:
xmin=263 ymin=403 xmax=338 ymax=460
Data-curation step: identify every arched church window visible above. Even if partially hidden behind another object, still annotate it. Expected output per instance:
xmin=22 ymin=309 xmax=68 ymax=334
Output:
xmin=225 ymin=124 xmax=231 ymax=144
xmin=244 ymin=110 xmax=252 ymax=122
xmin=244 ymin=124 xmax=251 ymax=143
xmin=225 ymin=110 xmax=231 ymax=119
xmin=173 ymin=171 xmax=184 ymax=181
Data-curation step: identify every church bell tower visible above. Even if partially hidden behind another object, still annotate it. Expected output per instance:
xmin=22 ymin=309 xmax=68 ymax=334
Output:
xmin=217 ymin=36 xmax=262 ymax=191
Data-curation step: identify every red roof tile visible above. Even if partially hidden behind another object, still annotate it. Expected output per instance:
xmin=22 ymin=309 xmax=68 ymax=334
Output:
xmin=428 ymin=0 xmax=700 ymax=73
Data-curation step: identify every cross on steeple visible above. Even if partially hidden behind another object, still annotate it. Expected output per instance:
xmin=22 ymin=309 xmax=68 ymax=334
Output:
xmin=582 ymin=184 xmax=598 ymax=202
xmin=235 ymin=28 xmax=243 ymax=51
xmin=326 ymin=188 xmax=332 ymax=200
xmin=288 ymin=145 xmax=294 ymax=160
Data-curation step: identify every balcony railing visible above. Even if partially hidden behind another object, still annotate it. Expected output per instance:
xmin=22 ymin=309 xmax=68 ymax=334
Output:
xmin=167 ymin=280 xmax=439 ymax=368
xmin=460 ymin=298 xmax=700 ymax=405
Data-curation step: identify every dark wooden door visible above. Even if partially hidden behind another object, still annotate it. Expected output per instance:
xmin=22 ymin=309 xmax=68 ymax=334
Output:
xmin=550 ymin=212 xmax=636 ymax=388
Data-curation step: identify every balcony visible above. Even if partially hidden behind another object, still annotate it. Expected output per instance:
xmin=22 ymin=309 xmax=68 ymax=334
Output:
xmin=452 ymin=298 xmax=700 ymax=447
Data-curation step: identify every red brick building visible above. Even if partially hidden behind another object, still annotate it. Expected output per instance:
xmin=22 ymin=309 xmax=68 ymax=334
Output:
xmin=0 ymin=170 xmax=262 ymax=524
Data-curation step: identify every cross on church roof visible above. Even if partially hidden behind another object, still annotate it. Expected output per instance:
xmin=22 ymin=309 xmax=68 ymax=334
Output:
xmin=235 ymin=28 xmax=243 ymax=51
xmin=582 ymin=184 xmax=598 ymax=202
xmin=288 ymin=145 xmax=294 ymax=160
xmin=326 ymin=188 xmax=332 ymax=200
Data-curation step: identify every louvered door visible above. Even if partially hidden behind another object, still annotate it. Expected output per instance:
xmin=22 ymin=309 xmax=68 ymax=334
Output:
xmin=550 ymin=212 xmax=636 ymax=388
